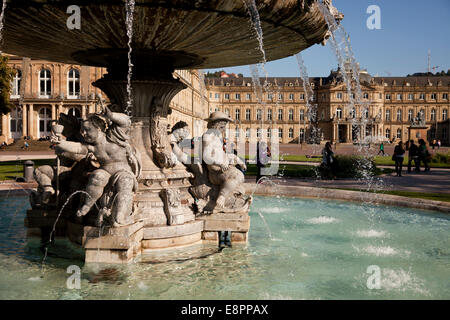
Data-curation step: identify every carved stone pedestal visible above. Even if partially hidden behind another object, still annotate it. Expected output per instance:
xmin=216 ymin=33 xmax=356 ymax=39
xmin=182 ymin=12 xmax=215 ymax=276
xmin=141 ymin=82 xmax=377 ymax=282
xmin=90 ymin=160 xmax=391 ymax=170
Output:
xmin=67 ymin=221 xmax=143 ymax=264
xmin=197 ymin=211 xmax=250 ymax=245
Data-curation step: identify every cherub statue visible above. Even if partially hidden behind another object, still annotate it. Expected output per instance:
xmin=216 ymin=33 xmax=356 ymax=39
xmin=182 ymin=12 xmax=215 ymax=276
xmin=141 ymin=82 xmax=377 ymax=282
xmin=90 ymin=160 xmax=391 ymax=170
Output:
xmin=168 ymin=116 xmax=250 ymax=214
xmin=54 ymin=105 xmax=141 ymax=227
xmin=31 ymin=113 xmax=85 ymax=207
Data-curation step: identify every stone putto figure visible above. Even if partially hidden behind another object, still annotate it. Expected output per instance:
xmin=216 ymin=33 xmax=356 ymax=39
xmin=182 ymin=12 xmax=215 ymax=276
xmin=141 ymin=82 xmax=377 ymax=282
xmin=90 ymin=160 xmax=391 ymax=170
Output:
xmin=31 ymin=113 xmax=86 ymax=207
xmin=168 ymin=113 xmax=251 ymax=214
xmin=54 ymin=105 xmax=141 ymax=227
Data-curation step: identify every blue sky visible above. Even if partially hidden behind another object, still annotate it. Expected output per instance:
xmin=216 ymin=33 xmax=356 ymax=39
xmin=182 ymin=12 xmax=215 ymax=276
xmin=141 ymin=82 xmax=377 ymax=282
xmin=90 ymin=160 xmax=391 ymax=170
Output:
xmin=204 ymin=0 xmax=450 ymax=77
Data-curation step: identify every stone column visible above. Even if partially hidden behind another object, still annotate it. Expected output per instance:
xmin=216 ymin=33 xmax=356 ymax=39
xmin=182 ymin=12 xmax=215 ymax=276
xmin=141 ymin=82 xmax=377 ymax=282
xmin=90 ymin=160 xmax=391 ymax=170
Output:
xmin=22 ymin=104 xmax=28 ymax=138
xmin=28 ymin=104 xmax=34 ymax=139
xmin=51 ymin=104 xmax=56 ymax=120
xmin=81 ymin=104 xmax=87 ymax=119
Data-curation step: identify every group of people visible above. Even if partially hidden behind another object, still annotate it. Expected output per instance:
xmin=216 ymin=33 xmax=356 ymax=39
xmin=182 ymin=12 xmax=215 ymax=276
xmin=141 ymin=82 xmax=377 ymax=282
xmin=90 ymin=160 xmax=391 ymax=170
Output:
xmin=431 ymin=139 xmax=442 ymax=150
xmin=392 ymin=139 xmax=430 ymax=177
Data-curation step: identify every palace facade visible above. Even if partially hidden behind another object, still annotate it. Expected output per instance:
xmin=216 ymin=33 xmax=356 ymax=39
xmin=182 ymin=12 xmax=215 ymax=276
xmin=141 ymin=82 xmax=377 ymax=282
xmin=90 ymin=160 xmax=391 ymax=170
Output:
xmin=206 ymin=67 xmax=450 ymax=146
xmin=0 ymin=55 xmax=208 ymax=144
xmin=1 ymin=55 xmax=449 ymax=146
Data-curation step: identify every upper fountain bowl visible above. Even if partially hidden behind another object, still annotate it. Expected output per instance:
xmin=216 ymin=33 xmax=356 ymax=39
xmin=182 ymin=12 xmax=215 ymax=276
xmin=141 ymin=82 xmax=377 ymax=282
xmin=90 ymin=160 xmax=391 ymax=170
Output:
xmin=2 ymin=0 xmax=338 ymax=69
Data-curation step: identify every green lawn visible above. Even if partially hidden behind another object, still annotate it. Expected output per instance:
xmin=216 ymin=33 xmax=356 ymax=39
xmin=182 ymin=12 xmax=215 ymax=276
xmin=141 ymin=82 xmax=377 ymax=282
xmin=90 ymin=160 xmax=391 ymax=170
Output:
xmin=0 ymin=159 xmax=55 ymax=181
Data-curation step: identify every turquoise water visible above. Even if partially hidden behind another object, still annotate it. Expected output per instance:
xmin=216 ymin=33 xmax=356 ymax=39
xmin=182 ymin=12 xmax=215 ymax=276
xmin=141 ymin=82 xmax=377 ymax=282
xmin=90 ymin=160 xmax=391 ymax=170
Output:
xmin=0 ymin=194 xmax=449 ymax=299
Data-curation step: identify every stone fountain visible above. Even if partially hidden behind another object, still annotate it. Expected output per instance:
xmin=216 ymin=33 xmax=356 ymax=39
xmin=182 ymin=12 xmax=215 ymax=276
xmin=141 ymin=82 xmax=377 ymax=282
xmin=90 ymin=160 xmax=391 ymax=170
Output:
xmin=2 ymin=0 xmax=342 ymax=263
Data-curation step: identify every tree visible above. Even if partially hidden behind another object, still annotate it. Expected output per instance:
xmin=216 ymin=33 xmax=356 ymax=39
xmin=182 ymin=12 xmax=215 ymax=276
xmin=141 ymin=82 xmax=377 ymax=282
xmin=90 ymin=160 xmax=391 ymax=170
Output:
xmin=0 ymin=55 xmax=15 ymax=115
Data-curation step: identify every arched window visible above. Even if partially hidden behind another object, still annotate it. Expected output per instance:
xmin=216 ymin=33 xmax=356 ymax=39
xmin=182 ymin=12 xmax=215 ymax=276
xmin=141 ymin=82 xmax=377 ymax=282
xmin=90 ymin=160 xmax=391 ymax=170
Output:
xmin=235 ymin=109 xmax=240 ymax=121
xmin=299 ymin=128 xmax=305 ymax=142
xmin=396 ymin=128 xmax=402 ymax=139
xmin=408 ymin=109 xmax=413 ymax=121
xmin=300 ymin=109 xmax=305 ymax=121
xmin=385 ymin=128 xmax=390 ymax=139
xmin=278 ymin=109 xmax=283 ymax=121
xmin=431 ymin=109 xmax=436 ymax=121
xmin=39 ymin=69 xmax=52 ymax=98
xmin=396 ymin=109 xmax=402 ymax=121
xmin=443 ymin=109 xmax=448 ymax=121
xmin=256 ymin=109 xmax=262 ymax=121
xmin=336 ymin=108 xmax=342 ymax=119
xmin=11 ymin=69 xmax=21 ymax=98
xmin=364 ymin=109 xmax=369 ymax=118
xmin=385 ymin=109 xmax=391 ymax=121
xmin=267 ymin=109 xmax=272 ymax=121
xmin=9 ymin=106 xmax=23 ymax=139
xmin=39 ymin=107 xmax=52 ymax=137
xmin=67 ymin=69 xmax=80 ymax=98
xmin=67 ymin=107 xmax=81 ymax=120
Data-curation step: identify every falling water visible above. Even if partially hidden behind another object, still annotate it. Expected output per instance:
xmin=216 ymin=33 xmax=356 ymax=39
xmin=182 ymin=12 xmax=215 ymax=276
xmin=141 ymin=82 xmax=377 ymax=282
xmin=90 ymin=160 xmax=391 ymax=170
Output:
xmin=124 ymin=0 xmax=135 ymax=116
xmin=0 ymin=0 xmax=7 ymax=53
xmin=295 ymin=52 xmax=321 ymax=150
xmin=318 ymin=1 xmax=385 ymax=226
xmin=41 ymin=190 xmax=99 ymax=272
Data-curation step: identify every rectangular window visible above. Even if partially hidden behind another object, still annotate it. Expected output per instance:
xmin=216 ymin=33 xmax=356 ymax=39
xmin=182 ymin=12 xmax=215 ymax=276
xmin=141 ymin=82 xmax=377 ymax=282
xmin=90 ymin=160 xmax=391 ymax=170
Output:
xmin=235 ymin=93 xmax=241 ymax=100
xmin=246 ymin=128 xmax=250 ymax=138
xmin=267 ymin=109 xmax=272 ymax=121
xmin=278 ymin=109 xmax=283 ymax=121
xmin=300 ymin=93 xmax=305 ymax=100
xmin=288 ymin=128 xmax=293 ymax=138
xmin=215 ymin=93 xmax=219 ymax=99
xmin=386 ymin=94 xmax=391 ymax=100
xmin=419 ymin=93 xmax=425 ymax=100
xmin=235 ymin=109 xmax=240 ymax=120
xmin=268 ymin=93 xmax=273 ymax=100
xmin=397 ymin=93 xmax=402 ymax=100
xmin=224 ymin=93 xmax=230 ymax=99
xmin=288 ymin=110 xmax=294 ymax=121
xmin=289 ymin=93 xmax=294 ymax=100
xmin=363 ymin=93 xmax=369 ymax=99
xmin=278 ymin=93 xmax=283 ymax=100
xmin=336 ymin=92 xmax=342 ymax=99
xmin=278 ymin=128 xmax=283 ymax=139
xmin=246 ymin=93 xmax=251 ymax=100
xmin=408 ymin=93 xmax=414 ymax=100
xmin=443 ymin=93 xmax=448 ymax=100
xmin=300 ymin=109 xmax=305 ymax=121
xmin=431 ymin=93 xmax=437 ymax=100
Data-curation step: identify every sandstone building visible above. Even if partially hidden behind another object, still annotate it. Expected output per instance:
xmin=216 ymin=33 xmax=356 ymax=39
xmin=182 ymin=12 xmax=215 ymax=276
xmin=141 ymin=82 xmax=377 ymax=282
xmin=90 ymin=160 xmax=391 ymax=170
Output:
xmin=1 ymin=55 xmax=449 ymax=146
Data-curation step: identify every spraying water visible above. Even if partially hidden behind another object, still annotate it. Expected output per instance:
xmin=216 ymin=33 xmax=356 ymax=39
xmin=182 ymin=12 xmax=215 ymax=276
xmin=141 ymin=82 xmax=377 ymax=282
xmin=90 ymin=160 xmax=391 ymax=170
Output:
xmin=124 ymin=0 xmax=135 ymax=116
xmin=0 ymin=0 xmax=7 ymax=53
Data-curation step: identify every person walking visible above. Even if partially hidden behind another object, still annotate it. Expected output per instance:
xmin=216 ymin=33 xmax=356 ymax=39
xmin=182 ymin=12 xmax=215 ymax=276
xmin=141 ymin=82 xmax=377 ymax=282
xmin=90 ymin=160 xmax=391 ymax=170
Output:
xmin=418 ymin=139 xmax=430 ymax=172
xmin=321 ymin=142 xmax=335 ymax=179
xmin=437 ymin=140 xmax=441 ymax=149
xmin=407 ymin=140 xmax=419 ymax=173
xmin=393 ymin=141 xmax=405 ymax=177
xmin=256 ymin=140 xmax=270 ymax=183
xmin=377 ymin=142 xmax=385 ymax=156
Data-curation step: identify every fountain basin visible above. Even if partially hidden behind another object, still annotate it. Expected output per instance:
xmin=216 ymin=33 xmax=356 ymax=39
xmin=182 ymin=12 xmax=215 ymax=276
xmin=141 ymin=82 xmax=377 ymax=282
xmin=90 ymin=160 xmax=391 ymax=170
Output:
xmin=1 ymin=194 xmax=449 ymax=299
xmin=3 ymin=0 xmax=330 ymax=69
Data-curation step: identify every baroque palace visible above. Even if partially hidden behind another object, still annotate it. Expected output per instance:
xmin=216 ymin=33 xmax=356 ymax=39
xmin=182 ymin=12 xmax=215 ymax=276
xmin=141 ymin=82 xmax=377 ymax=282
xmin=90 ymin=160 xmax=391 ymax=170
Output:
xmin=0 ymin=55 xmax=209 ymax=144
xmin=1 ymin=55 xmax=449 ymax=146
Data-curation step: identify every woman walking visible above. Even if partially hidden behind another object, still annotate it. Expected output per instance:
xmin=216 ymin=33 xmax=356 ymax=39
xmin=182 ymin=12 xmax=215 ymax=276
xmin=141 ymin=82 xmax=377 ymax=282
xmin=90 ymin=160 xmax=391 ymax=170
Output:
xmin=393 ymin=141 xmax=405 ymax=177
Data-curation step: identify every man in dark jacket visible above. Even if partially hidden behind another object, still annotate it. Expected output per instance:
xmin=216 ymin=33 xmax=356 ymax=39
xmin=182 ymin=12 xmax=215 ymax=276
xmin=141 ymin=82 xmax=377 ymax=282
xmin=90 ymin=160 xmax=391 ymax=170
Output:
xmin=407 ymin=140 xmax=419 ymax=173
